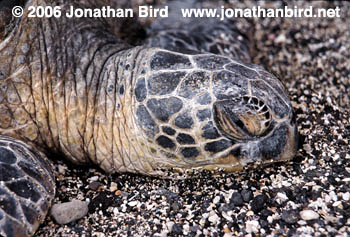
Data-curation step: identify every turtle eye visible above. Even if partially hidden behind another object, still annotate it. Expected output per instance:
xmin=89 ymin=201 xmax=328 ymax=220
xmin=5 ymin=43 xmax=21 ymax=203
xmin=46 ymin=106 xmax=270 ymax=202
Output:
xmin=214 ymin=96 xmax=272 ymax=140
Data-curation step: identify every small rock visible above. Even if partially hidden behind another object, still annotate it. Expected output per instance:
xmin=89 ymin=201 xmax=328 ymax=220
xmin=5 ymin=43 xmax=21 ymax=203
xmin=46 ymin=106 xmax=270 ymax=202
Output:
xmin=342 ymin=192 xmax=350 ymax=201
xmin=171 ymin=201 xmax=181 ymax=212
xmin=281 ymin=181 xmax=292 ymax=187
xmin=51 ymin=199 xmax=89 ymax=224
xmin=171 ymin=223 xmax=183 ymax=235
xmin=260 ymin=209 xmax=273 ymax=217
xmin=110 ymin=182 xmax=118 ymax=192
xmin=267 ymin=215 xmax=273 ymax=224
xmin=128 ymin=201 xmax=138 ymax=207
xmin=245 ymin=220 xmax=260 ymax=233
xmin=89 ymin=176 xmax=99 ymax=182
xmin=246 ymin=210 xmax=254 ymax=217
xmin=89 ymin=181 xmax=102 ymax=191
xmin=199 ymin=218 xmax=206 ymax=226
xmin=230 ymin=192 xmax=243 ymax=206
xmin=298 ymin=220 xmax=307 ymax=225
xmin=113 ymin=207 xmax=119 ymax=215
xmin=300 ymin=210 xmax=319 ymax=221
xmin=241 ymin=189 xmax=253 ymax=202
xmin=156 ymin=188 xmax=179 ymax=202
xmin=166 ymin=221 xmax=174 ymax=231
xmin=251 ymin=194 xmax=268 ymax=213
xmin=223 ymin=226 xmax=230 ymax=233
xmin=183 ymin=223 xmax=190 ymax=234
xmin=121 ymin=204 xmax=127 ymax=212
xmin=208 ymin=212 xmax=219 ymax=224
xmin=94 ymin=232 xmax=105 ymax=237
xmin=276 ymin=192 xmax=289 ymax=203
xmin=213 ymin=196 xmax=221 ymax=204
xmin=281 ymin=210 xmax=299 ymax=224
xmin=329 ymin=191 xmax=338 ymax=202
xmin=190 ymin=224 xmax=200 ymax=233
xmin=332 ymin=201 xmax=342 ymax=208
xmin=275 ymin=34 xmax=286 ymax=43
xmin=57 ymin=164 xmax=67 ymax=174
xmin=153 ymin=218 xmax=160 ymax=225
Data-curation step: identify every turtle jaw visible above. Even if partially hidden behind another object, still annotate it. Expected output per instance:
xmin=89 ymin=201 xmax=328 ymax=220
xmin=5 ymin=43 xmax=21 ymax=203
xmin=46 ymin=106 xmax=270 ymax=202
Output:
xmin=208 ymin=121 xmax=299 ymax=172
xmin=147 ymin=124 xmax=298 ymax=177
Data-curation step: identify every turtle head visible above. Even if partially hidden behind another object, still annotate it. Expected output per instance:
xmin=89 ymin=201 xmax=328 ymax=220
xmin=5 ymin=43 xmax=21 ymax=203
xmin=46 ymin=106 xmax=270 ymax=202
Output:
xmin=133 ymin=49 xmax=298 ymax=175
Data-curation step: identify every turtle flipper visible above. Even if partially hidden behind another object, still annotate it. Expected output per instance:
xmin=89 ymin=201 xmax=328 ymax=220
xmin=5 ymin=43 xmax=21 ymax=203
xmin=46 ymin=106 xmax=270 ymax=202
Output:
xmin=0 ymin=136 xmax=55 ymax=237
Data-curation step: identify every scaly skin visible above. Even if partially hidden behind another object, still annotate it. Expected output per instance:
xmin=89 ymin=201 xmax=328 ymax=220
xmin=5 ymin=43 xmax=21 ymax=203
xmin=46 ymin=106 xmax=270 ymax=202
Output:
xmin=0 ymin=0 xmax=141 ymax=172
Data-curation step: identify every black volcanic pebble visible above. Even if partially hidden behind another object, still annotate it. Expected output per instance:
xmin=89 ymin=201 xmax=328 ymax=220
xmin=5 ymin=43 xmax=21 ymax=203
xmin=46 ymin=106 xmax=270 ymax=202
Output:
xmin=251 ymin=194 xmax=268 ymax=213
xmin=172 ymin=223 xmax=183 ymax=234
xmin=171 ymin=202 xmax=181 ymax=212
xmin=230 ymin=192 xmax=244 ymax=206
xmin=88 ymin=181 xmax=102 ymax=191
xmin=260 ymin=219 xmax=269 ymax=228
xmin=281 ymin=210 xmax=299 ymax=224
xmin=261 ymin=209 xmax=273 ymax=218
xmin=241 ymin=189 xmax=253 ymax=202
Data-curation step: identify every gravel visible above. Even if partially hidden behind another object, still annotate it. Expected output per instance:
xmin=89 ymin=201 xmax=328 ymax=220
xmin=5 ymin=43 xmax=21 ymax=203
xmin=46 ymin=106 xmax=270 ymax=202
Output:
xmin=35 ymin=0 xmax=350 ymax=236
xmin=300 ymin=210 xmax=320 ymax=221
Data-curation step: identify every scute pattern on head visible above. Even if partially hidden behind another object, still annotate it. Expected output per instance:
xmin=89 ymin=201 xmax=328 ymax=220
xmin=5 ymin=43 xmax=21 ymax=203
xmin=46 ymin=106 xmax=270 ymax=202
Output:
xmin=174 ymin=111 xmax=194 ymax=129
xmin=131 ymin=48 xmax=297 ymax=173
xmin=225 ymin=63 xmax=260 ymax=79
xmin=193 ymin=55 xmax=231 ymax=70
xmin=150 ymin=51 xmax=192 ymax=70
xmin=148 ymin=71 xmax=185 ymax=95
xmin=178 ymin=71 xmax=210 ymax=99
xmin=146 ymin=97 xmax=183 ymax=122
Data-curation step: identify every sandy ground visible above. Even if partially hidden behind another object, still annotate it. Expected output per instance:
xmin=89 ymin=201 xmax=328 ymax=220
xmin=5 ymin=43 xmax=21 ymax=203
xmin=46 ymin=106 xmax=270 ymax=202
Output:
xmin=35 ymin=1 xmax=350 ymax=236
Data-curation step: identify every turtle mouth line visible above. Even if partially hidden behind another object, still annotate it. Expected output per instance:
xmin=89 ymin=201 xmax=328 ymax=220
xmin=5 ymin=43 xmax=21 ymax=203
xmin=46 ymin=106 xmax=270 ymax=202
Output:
xmin=171 ymin=156 xmax=291 ymax=174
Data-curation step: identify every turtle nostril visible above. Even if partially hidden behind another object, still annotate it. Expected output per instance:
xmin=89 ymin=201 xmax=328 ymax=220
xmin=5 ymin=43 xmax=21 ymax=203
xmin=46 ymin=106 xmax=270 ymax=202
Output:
xmin=231 ymin=146 xmax=241 ymax=157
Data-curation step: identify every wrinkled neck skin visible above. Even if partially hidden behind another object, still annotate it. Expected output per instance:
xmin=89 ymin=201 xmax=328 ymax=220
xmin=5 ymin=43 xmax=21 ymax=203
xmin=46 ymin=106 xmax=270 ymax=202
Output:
xmin=0 ymin=0 xmax=154 ymax=173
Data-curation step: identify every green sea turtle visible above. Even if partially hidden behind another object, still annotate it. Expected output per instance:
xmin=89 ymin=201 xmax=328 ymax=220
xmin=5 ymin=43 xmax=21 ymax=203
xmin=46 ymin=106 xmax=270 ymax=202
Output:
xmin=0 ymin=0 xmax=298 ymax=236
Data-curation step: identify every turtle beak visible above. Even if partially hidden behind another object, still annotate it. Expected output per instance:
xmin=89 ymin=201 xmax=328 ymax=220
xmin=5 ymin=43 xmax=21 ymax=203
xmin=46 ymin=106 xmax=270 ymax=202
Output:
xmin=209 ymin=121 xmax=298 ymax=171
